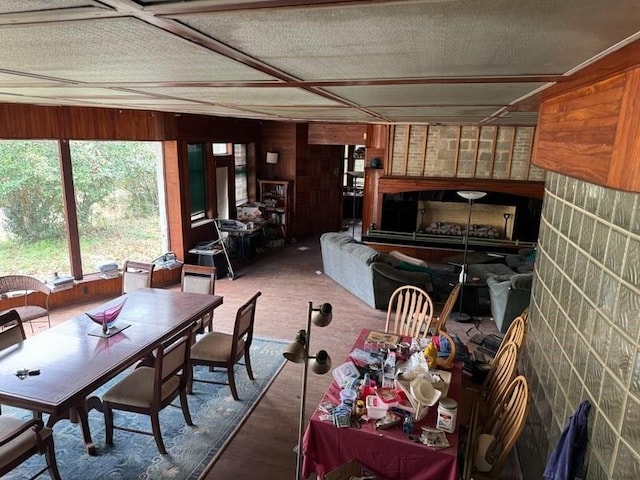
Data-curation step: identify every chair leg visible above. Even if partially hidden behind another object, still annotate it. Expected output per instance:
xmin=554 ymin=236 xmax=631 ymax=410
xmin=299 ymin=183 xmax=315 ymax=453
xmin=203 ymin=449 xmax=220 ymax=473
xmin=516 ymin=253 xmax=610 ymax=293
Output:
xmin=179 ymin=388 xmax=194 ymax=426
xmin=150 ymin=411 xmax=167 ymax=455
xmin=244 ymin=349 xmax=255 ymax=380
xmin=45 ymin=439 xmax=62 ymax=480
xmin=228 ymin=366 xmax=239 ymax=400
xmin=104 ymin=403 xmax=114 ymax=446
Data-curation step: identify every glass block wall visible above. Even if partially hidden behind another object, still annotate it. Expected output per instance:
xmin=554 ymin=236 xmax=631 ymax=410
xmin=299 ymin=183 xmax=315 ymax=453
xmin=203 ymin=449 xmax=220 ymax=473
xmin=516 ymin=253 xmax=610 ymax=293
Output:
xmin=519 ymin=172 xmax=640 ymax=479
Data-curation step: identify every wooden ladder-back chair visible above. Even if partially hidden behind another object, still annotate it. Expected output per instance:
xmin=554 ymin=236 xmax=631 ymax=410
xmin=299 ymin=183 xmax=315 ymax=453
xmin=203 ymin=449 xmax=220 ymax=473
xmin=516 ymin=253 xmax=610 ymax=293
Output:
xmin=384 ymin=285 xmax=434 ymax=338
xmin=189 ymin=291 xmax=262 ymax=400
xmin=0 ymin=275 xmax=51 ymax=332
xmin=431 ymin=282 xmax=461 ymax=334
xmin=0 ymin=416 xmax=61 ymax=479
xmin=102 ymin=328 xmax=193 ymax=455
xmin=465 ymin=375 xmax=530 ymax=479
xmin=482 ymin=341 xmax=519 ymax=415
xmin=122 ymin=260 xmax=154 ymax=294
xmin=181 ymin=264 xmax=217 ymax=332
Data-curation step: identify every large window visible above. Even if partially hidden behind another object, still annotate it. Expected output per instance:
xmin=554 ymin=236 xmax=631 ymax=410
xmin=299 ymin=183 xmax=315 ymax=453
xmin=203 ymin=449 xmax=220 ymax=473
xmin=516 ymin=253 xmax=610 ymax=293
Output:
xmin=0 ymin=140 xmax=68 ymax=278
xmin=234 ymin=144 xmax=248 ymax=206
xmin=0 ymin=140 xmax=165 ymax=278
xmin=70 ymin=141 xmax=165 ymax=274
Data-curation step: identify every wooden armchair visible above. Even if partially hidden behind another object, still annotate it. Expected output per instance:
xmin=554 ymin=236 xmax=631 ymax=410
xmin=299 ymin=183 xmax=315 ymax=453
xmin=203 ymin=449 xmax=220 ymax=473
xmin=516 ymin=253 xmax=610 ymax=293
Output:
xmin=0 ymin=275 xmax=51 ymax=332
xmin=0 ymin=416 xmax=61 ymax=479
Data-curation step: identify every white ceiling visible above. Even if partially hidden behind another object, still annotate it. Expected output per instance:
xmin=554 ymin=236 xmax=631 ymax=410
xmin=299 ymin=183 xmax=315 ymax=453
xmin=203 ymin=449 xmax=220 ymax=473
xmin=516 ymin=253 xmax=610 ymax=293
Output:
xmin=0 ymin=0 xmax=638 ymax=125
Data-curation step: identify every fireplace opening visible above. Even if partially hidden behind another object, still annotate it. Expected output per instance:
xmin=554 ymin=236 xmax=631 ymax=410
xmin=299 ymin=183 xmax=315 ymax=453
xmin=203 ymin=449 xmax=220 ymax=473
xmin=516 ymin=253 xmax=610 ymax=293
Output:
xmin=381 ymin=190 xmax=542 ymax=243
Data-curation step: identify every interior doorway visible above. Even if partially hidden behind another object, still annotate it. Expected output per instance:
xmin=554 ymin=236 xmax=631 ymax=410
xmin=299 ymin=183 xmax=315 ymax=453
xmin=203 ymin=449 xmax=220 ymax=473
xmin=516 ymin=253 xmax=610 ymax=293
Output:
xmin=216 ymin=166 xmax=229 ymax=219
xmin=342 ymin=144 xmax=365 ymax=239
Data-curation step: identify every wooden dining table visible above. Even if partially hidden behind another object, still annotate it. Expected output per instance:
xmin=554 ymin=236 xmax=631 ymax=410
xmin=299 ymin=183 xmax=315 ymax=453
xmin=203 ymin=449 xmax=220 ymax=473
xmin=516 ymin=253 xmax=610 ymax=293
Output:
xmin=0 ymin=287 xmax=223 ymax=455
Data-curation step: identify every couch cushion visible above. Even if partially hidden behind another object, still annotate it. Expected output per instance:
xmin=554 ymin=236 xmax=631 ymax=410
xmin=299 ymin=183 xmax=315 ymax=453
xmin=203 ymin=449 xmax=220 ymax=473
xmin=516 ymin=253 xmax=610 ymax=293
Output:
xmin=320 ymin=231 xmax=356 ymax=247
xmin=343 ymin=242 xmax=382 ymax=265
xmin=396 ymin=262 xmax=432 ymax=274
xmin=389 ymin=250 xmax=429 ymax=267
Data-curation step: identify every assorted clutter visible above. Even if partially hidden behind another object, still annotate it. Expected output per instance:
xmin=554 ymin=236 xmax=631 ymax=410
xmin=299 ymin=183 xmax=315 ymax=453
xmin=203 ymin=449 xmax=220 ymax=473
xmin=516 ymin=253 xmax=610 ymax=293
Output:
xmin=324 ymin=330 xmax=457 ymax=448
xmin=46 ymin=272 xmax=75 ymax=291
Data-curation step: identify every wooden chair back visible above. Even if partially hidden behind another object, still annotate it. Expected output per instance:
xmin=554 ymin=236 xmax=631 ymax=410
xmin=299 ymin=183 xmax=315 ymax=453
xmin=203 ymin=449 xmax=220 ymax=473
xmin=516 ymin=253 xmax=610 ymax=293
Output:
xmin=432 ymin=283 xmax=461 ymax=333
xmin=181 ymin=264 xmax=217 ymax=332
xmin=483 ymin=375 xmax=530 ymax=475
xmin=500 ymin=315 xmax=526 ymax=352
xmin=122 ymin=260 xmax=154 ymax=294
xmin=385 ymin=285 xmax=434 ymax=338
xmin=154 ymin=330 xmax=192 ymax=403
xmin=0 ymin=310 xmax=26 ymax=352
xmin=483 ymin=341 xmax=518 ymax=412
xmin=231 ymin=292 xmax=261 ymax=361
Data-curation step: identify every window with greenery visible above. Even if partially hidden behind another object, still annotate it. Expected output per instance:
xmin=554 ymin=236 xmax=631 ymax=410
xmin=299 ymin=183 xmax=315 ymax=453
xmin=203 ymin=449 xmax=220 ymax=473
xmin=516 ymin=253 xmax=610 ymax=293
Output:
xmin=70 ymin=141 xmax=165 ymax=274
xmin=0 ymin=140 xmax=69 ymax=278
xmin=234 ymin=144 xmax=248 ymax=206
xmin=188 ymin=144 xmax=206 ymax=222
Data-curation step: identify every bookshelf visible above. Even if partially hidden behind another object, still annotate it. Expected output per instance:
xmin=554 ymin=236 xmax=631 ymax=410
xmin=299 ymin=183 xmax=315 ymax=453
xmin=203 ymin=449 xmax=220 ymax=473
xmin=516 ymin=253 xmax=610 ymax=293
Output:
xmin=258 ymin=179 xmax=292 ymax=242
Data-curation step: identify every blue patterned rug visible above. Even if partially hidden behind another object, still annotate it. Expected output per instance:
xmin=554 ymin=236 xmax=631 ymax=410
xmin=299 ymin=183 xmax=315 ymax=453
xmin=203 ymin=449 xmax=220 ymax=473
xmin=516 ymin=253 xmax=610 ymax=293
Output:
xmin=4 ymin=337 xmax=286 ymax=480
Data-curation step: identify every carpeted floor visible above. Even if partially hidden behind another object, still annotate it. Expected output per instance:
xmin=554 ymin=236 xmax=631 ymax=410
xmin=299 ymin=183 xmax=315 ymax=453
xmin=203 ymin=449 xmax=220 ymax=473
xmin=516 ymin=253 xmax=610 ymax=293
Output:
xmin=3 ymin=337 xmax=286 ymax=480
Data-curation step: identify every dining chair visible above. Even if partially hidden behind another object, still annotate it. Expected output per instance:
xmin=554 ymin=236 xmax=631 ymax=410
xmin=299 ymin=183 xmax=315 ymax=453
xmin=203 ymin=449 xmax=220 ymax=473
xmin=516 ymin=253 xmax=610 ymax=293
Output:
xmin=465 ymin=375 xmax=530 ymax=479
xmin=481 ymin=341 xmax=519 ymax=415
xmin=435 ymin=330 xmax=457 ymax=369
xmin=181 ymin=264 xmax=217 ymax=333
xmin=189 ymin=291 xmax=262 ymax=400
xmin=494 ymin=315 xmax=526 ymax=359
xmin=102 ymin=328 xmax=193 ymax=455
xmin=0 ymin=310 xmax=27 ymax=415
xmin=431 ymin=282 xmax=461 ymax=334
xmin=122 ymin=260 xmax=155 ymax=294
xmin=384 ymin=285 xmax=434 ymax=338
xmin=0 ymin=416 xmax=61 ymax=479
xmin=0 ymin=309 xmax=25 ymax=351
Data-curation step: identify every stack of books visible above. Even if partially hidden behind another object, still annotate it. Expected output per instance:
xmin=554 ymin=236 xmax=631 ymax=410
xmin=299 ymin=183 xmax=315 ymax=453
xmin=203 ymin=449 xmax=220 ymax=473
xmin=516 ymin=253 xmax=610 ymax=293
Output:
xmin=98 ymin=262 xmax=120 ymax=279
xmin=46 ymin=274 xmax=74 ymax=291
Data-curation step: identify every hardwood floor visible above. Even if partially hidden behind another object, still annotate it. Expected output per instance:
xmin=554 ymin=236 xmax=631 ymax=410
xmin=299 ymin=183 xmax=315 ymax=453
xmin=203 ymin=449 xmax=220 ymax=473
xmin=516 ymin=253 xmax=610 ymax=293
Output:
xmin=38 ymin=234 xmax=517 ymax=479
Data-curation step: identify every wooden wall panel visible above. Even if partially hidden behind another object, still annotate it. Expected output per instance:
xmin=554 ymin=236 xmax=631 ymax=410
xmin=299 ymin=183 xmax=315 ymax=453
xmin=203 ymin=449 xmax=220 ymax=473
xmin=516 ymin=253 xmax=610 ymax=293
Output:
xmin=533 ymin=68 xmax=640 ymax=192
xmin=609 ymin=68 xmax=640 ymax=191
xmin=308 ymin=123 xmax=366 ymax=145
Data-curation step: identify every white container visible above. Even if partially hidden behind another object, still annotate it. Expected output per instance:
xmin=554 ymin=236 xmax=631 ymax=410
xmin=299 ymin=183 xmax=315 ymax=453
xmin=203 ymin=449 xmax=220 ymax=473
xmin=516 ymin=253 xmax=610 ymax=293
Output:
xmin=366 ymin=395 xmax=388 ymax=419
xmin=436 ymin=397 xmax=458 ymax=433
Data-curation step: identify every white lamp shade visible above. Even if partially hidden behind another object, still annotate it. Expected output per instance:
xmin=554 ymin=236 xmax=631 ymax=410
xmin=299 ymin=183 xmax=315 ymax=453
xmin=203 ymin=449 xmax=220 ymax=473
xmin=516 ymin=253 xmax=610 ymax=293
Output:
xmin=266 ymin=152 xmax=279 ymax=164
xmin=457 ymin=190 xmax=487 ymax=201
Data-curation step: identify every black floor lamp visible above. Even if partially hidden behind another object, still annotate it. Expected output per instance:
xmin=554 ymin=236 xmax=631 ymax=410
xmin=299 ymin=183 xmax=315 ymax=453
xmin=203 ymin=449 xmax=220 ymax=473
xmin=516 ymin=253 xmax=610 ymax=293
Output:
xmin=283 ymin=302 xmax=333 ymax=480
xmin=450 ymin=190 xmax=486 ymax=323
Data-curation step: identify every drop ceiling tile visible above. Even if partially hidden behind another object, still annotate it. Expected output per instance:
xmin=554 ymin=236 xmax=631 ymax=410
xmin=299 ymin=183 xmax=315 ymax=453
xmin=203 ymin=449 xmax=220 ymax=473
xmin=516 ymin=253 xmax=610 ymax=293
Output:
xmin=0 ymin=0 xmax=91 ymax=15
xmin=176 ymin=0 xmax=640 ymax=80
xmin=246 ymin=106 xmax=378 ymax=122
xmin=325 ymin=83 xmax=547 ymax=107
xmin=0 ymin=17 xmax=274 ymax=83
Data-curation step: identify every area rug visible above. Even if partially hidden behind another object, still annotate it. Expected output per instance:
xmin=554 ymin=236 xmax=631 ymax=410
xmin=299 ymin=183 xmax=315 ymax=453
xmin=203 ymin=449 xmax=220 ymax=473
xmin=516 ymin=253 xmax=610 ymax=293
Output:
xmin=4 ymin=337 xmax=286 ymax=480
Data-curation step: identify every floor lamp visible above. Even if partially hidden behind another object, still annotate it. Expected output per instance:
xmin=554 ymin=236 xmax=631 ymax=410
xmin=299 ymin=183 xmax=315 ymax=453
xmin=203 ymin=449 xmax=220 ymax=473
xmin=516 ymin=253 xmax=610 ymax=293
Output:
xmin=283 ymin=302 xmax=333 ymax=480
xmin=450 ymin=190 xmax=487 ymax=323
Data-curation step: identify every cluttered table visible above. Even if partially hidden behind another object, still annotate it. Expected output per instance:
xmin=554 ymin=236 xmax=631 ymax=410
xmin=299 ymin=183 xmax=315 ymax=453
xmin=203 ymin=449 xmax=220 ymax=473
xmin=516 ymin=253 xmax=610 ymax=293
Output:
xmin=302 ymin=329 xmax=462 ymax=480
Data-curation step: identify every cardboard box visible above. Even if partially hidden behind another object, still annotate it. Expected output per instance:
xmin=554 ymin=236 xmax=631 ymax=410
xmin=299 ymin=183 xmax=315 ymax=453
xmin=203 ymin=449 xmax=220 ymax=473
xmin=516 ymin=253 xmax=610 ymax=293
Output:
xmin=325 ymin=460 xmax=378 ymax=480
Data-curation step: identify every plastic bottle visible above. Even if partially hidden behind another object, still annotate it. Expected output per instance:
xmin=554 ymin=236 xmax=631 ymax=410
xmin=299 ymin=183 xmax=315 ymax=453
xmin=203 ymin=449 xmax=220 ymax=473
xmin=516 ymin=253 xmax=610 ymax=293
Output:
xmin=436 ymin=397 xmax=458 ymax=433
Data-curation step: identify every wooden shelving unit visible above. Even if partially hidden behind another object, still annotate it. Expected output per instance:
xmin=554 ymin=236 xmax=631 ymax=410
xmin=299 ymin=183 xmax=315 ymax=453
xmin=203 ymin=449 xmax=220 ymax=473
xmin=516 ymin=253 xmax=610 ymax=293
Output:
xmin=258 ymin=179 xmax=292 ymax=243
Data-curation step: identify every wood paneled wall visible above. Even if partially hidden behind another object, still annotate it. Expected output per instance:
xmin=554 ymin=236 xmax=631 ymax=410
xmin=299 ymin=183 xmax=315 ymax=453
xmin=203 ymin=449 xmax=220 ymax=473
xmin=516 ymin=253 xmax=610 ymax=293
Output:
xmin=308 ymin=123 xmax=366 ymax=145
xmin=533 ymin=41 xmax=640 ymax=193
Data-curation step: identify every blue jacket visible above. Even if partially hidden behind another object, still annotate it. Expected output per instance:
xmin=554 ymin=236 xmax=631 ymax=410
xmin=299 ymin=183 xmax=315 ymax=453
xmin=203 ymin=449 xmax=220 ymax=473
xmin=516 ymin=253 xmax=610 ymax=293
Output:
xmin=543 ymin=400 xmax=591 ymax=480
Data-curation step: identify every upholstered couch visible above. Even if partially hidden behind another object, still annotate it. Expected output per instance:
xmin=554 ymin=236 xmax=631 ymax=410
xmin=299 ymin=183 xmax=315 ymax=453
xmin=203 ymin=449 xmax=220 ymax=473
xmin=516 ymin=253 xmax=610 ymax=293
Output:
xmin=486 ymin=272 xmax=533 ymax=332
xmin=320 ymin=232 xmax=458 ymax=309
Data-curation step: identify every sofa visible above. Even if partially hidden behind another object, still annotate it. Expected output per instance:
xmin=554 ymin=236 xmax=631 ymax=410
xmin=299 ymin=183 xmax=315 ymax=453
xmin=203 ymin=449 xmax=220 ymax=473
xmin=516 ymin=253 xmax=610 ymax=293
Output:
xmin=320 ymin=232 xmax=458 ymax=310
xmin=486 ymin=272 xmax=533 ymax=332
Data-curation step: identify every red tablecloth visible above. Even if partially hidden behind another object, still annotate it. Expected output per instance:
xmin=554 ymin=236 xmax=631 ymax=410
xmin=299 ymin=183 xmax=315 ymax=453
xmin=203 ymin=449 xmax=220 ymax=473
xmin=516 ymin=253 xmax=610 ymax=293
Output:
xmin=302 ymin=329 xmax=461 ymax=480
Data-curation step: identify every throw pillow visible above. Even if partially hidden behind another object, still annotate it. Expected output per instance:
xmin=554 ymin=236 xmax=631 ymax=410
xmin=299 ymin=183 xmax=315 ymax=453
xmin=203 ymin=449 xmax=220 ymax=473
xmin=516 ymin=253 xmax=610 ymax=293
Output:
xmin=389 ymin=250 xmax=429 ymax=267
